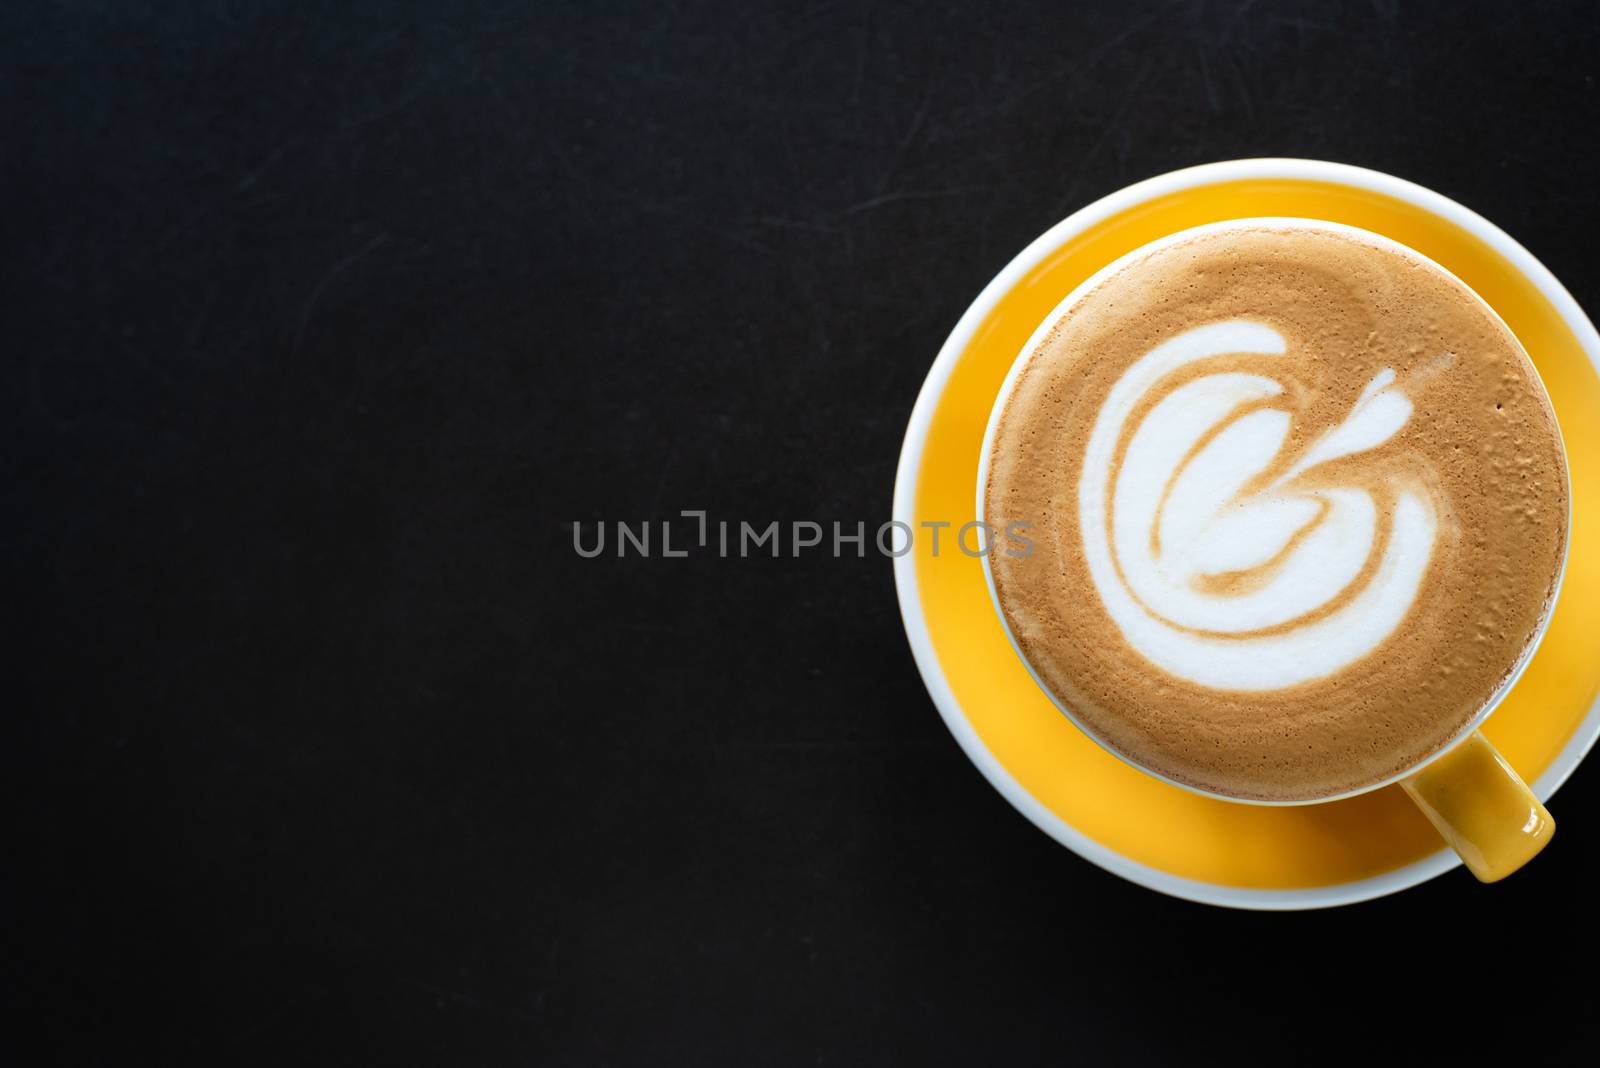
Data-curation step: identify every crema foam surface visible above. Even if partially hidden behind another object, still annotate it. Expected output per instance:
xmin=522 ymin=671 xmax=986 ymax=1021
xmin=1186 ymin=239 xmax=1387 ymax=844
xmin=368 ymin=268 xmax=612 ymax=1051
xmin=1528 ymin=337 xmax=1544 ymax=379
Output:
xmin=985 ymin=223 xmax=1568 ymax=801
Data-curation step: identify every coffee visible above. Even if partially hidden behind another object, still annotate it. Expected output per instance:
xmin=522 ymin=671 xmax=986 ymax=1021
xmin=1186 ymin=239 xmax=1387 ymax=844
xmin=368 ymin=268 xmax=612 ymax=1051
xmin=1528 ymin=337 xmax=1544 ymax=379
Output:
xmin=984 ymin=221 xmax=1568 ymax=801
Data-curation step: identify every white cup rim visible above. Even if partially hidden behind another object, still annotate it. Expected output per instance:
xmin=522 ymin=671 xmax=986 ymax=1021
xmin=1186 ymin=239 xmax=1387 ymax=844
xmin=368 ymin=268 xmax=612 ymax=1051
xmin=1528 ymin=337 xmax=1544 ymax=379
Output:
xmin=892 ymin=158 xmax=1600 ymax=908
xmin=975 ymin=216 xmax=1572 ymax=807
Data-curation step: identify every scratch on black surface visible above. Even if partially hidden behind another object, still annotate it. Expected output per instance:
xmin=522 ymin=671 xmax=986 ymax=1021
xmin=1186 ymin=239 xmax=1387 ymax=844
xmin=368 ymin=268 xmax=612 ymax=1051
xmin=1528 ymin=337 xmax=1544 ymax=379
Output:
xmin=1196 ymin=44 xmax=1221 ymax=114
xmin=294 ymin=233 xmax=390 ymax=354
xmin=843 ymin=186 xmax=988 ymax=216
xmin=648 ymin=447 xmax=678 ymax=514
xmin=876 ymin=94 xmax=932 ymax=195
xmin=1045 ymin=57 xmax=1157 ymax=218
xmin=341 ymin=76 xmax=432 ymax=129
xmin=235 ymin=141 xmax=297 ymax=193
xmin=982 ymin=0 xmax=1185 ymax=119
xmin=1218 ymin=0 xmax=1263 ymax=44
xmin=770 ymin=0 xmax=853 ymax=53
xmin=756 ymin=216 xmax=848 ymax=236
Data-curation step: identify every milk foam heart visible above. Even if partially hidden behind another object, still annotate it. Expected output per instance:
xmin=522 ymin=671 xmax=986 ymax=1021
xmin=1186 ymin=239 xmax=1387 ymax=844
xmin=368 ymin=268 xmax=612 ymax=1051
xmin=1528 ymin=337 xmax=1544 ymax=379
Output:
xmin=984 ymin=222 xmax=1568 ymax=800
xmin=1080 ymin=319 xmax=1439 ymax=690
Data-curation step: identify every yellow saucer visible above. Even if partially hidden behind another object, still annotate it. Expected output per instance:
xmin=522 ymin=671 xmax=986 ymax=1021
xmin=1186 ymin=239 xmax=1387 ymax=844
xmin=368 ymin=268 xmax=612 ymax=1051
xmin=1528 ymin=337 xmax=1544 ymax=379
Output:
xmin=892 ymin=160 xmax=1600 ymax=908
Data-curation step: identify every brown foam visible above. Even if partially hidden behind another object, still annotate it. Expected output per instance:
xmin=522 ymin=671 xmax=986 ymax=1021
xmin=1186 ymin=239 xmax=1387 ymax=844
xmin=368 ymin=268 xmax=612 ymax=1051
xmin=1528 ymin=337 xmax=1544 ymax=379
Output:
xmin=984 ymin=223 xmax=1569 ymax=801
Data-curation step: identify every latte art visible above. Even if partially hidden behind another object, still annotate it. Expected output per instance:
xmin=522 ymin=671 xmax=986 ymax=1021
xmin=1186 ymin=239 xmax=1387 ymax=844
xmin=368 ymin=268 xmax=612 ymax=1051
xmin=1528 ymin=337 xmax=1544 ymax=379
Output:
xmin=1081 ymin=320 xmax=1441 ymax=691
xmin=984 ymin=222 xmax=1568 ymax=800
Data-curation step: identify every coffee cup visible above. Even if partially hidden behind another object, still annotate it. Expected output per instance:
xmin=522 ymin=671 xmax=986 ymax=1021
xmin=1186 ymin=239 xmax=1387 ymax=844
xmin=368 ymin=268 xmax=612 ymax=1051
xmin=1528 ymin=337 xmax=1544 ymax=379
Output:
xmin=975 ymin=216 xmax=1570 ymax=882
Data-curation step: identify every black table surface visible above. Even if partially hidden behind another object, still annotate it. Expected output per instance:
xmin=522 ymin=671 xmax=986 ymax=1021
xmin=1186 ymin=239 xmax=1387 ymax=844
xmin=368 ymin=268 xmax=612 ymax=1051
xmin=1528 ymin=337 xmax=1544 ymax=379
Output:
xmin=10 ymin=1 xmax=1600 ymax=1064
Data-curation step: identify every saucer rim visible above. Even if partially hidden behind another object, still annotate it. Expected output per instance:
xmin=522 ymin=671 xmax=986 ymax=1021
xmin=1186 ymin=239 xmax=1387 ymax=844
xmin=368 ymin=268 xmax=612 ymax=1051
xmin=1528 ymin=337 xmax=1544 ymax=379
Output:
xmin=891 ymin=157 xmax=1600 ymax=910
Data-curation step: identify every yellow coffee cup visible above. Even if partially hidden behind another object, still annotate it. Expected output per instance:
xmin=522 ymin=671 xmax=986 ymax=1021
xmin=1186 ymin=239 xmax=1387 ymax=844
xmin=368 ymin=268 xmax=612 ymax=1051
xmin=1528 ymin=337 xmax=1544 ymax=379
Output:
xmin=975 ymin=216 xmax=1569 ymax=883
xmin=894 ymin=159 xmax=1600 ymax=906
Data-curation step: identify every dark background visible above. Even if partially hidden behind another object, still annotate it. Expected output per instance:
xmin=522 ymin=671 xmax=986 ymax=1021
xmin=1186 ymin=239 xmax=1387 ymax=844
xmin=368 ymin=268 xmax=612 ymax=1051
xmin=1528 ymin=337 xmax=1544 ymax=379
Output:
xmin=8 ymin=0 xmax=1600 ymax=1063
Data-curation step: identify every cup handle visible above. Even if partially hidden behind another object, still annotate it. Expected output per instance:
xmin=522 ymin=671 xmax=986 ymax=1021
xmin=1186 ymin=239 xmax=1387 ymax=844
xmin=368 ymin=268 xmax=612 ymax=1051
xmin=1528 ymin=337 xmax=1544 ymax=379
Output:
xmin=1399 ymin=730 xmax=1554 ymax=882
